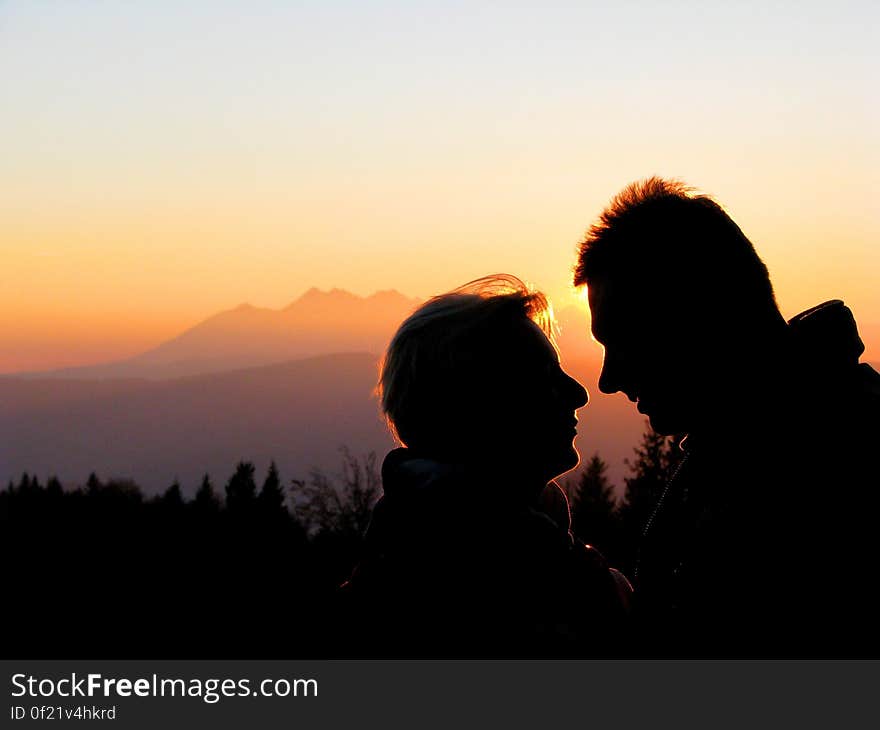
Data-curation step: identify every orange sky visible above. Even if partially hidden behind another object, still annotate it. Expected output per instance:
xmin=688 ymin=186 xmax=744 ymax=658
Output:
xmin=2 ymin=2 xmax=878 ymax=373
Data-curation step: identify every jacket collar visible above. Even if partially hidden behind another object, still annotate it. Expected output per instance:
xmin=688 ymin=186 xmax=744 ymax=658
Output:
xmin=787 ymin=299 xmax=865 ymax=371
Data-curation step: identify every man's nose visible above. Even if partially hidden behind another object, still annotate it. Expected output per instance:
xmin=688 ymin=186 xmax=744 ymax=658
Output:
xmin=598 ymin=355 xmax=623 ymax=395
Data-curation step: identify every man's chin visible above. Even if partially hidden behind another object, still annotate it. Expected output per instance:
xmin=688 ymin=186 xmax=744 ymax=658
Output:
xmin=647 ymin=410 xmax=685 ymax=437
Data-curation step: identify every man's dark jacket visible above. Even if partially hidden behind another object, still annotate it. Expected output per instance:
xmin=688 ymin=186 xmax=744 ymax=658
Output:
xmin=635 ymin=300 xmax=880 ymax=656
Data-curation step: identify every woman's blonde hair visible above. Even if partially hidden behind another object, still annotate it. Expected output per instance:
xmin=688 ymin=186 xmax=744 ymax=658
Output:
xmin=377 ymin=274 xmax=556 ymax=449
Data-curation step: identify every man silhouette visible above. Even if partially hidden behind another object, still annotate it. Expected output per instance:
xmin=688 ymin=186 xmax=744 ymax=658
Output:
xmin=574 ymin=178 xmax=880 ymax=656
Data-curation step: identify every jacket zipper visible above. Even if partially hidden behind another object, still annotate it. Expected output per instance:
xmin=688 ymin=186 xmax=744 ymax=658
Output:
xmin=633 ymin=450 xmax=690 ymax=583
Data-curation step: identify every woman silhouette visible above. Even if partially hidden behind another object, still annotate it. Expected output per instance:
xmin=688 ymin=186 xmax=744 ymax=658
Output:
xmin=343 ymin=275 xmax=630 ymax=656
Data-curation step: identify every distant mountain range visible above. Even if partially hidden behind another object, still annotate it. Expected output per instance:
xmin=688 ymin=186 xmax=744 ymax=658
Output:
xmin=9 ymin=288 xmax=422 ymax=380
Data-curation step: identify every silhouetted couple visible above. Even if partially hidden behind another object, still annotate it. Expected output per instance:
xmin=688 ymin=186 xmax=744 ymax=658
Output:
xmin=344 ymin=178 xmax=879 ymax=657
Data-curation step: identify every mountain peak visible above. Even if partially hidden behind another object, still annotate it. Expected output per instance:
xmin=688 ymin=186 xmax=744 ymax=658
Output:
xmin=367 ymin=289 xmax=411 ymax=302
xmin=12 ymin=286 xmax=426 ymax=380
xmin=287 ymin=287 xmax=360 ymax=309
xmin=286 ymin=287 xmax=422 ymax=311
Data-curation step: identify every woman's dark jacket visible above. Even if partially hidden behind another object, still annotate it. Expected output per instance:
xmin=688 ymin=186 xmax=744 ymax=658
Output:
xmin=339 ymin=449 xmax=629 ymax=657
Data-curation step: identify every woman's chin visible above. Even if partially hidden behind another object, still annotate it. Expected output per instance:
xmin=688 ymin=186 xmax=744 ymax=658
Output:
xmin=544 ymin=447 xmax=581 ymax=481
xmin=494 ymin=443 xmax=580 ymax=483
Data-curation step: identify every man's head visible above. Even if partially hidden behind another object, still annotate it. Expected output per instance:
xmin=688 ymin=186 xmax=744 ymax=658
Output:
xmin=574 ymin=178 xmax=785 ymax=435
xmin=379 ymin=275 xmax=588 ymax=483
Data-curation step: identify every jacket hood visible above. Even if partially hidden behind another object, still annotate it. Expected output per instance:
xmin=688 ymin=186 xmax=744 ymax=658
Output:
xmin=361 ymin=449 xmax=492 ymax=559
xmin=787 ymin=300 xmax=865 ymax=370
xmin=380 ymin=448 xmax=461 ymax=499
xmin=363 ymin=448 xmax=569 ymax=555
xmin=380 ymin=447 xmax=546 ymax=507
xmin=664 ymin=300 xmax=873 ymax=455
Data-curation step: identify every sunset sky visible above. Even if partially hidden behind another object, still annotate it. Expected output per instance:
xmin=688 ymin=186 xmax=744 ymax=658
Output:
xmin=2 ymin=1 xmax=878 ymax=373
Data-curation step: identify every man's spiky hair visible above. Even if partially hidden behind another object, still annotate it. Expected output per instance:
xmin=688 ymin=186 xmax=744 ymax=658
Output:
xmin=573 ymin=177 xmax=778 ymax=317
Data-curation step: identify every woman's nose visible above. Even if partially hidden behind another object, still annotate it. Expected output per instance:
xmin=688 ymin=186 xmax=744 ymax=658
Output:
xmin=564 ymin=372 xmax=589 ymax=409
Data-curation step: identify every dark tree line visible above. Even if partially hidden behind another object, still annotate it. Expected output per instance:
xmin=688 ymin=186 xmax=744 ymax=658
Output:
xmin=3 ymin=426 xmax=680 ymax=656
xmin=1 ymin=452 xmax=379 ymax=658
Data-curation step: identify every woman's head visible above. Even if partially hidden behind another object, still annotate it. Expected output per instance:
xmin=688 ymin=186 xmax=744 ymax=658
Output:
xmin=378 ymin=275 xmax=588 ymax=482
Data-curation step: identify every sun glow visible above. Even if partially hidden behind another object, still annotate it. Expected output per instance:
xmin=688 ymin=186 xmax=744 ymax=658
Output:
xmin=1 ymin=2 xmax=877 ymax=372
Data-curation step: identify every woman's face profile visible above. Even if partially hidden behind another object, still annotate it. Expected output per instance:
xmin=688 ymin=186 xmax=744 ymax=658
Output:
xmin=465 ymin=319 xmax=589 ymax=483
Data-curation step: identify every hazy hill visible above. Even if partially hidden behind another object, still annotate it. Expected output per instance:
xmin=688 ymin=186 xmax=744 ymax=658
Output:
xmin=0 ymin=288 xmax=647 ymax=497
xmin=0 ymin=297 xmax=643 ymax=495
xmin=0 ymin=312 xmax=642 ymax=493
xmin=10 ymin=288 xmax=421 ymax=380
xmin=0 ymin=353 xmax=396 ymax=496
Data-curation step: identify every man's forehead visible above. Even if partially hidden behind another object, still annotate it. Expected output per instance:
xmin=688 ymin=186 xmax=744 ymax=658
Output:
xmin=587 ymin=279 xmax=650 ymax=341
xmin=587 ymin=279 xmax=621 ymax=320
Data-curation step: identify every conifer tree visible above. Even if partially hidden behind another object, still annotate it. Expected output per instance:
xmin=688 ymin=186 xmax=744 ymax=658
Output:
xmin=570 ymin=453 xmax=619 ymax=559
xmin=162 ymin=479 xmax=184 ymax=507
xmin=258 ymin=461 xmax=285 ymax=514
xmin=194 ymin=474 xmax=219 ymax=512
xmin=46 ymin=476 xmax=63 ymax=498
xmin=86 ymin=472 xmax=102 ymax=496
xmin=225 ymin=461 xmax=257 ymax=512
